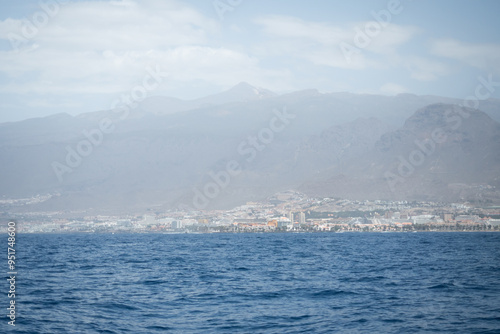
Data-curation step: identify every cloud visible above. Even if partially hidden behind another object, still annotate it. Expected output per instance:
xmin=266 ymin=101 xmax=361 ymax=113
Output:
xmin=405 ymin=56 xmax=450 ymax=81
xmin=431 ymin=39 xmax=500 ymax=74
xmin=0 ymin=45 xmax=291 ymax=95
xmin=253 ymin=15 xmax=364 ymax=69
xmin=1 ymin=1 xmax=497 ymax=122
xmin=0 ymin=18 xmax=24 ymax=39
xmin=1 ymin=0 xmax=218 ymax=52
xmin=364 ymin=23 xmax=419 ymax=55
xmin=379 ymin=82 xmax=407 ymax=95
xmin=254 ymin=15 xmax=418 ymax=70
xmin=54 ymin=1 xmax=217 ymax=49
xmin=254 ymin=15 xmax=351 ymax=46
xmin=0 ymin=0 xmax=291 ymax=98
xmin=26 ymin=98 xmax=80 ymax=109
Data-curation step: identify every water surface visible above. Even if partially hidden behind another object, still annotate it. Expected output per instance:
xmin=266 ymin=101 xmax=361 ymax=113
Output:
xmin=5 ymin=232 xmax=500 ymax=333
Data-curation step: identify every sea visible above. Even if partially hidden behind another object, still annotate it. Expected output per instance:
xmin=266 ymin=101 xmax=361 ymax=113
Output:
xmin=4 ymin=232 xmax=500 ymax=333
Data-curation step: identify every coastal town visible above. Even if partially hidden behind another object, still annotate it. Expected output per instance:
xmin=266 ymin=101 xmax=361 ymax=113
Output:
xmin=2 ymin=191 xmax=500 ymax=234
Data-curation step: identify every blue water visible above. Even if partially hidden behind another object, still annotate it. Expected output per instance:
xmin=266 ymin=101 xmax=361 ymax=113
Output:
xmin=4 ymin=232 xmax=500 ymax=333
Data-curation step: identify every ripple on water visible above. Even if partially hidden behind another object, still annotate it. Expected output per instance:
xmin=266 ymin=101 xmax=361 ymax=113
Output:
xmin=11 ymin=232 xmax=500 ymax=333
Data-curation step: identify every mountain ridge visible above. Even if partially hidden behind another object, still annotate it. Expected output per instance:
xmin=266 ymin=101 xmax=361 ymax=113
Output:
xmin=301 ymin=103 xmax=500 ymax=204
xmin=1 ymin=86 xmax=499 ymax=213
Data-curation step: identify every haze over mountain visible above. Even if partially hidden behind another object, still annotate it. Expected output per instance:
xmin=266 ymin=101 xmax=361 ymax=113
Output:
xmin=302 ymin=103 xmax=500 ymax=203
xmin=0 ymin=83 xmax=499 ymax=213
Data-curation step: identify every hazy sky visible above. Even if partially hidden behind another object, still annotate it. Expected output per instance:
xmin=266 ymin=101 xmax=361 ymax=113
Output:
xmin=0 ymin=0 xmax=499 ymax=122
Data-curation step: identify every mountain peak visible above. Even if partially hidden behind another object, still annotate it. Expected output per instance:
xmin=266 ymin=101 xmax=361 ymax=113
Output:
xmin=404 ymin=103 xmax=493 ymax=131
xmin=190 ymin=82 xmax=276 ymax=107
xmin=232 ymin=81 xmax=254 ymax=89
xmin=226 ymin=82 xmax=277 ymax=100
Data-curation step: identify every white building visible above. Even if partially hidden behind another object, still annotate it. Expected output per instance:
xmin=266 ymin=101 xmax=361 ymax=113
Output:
xmin=299 ymin=212 xmax=306 ymax=224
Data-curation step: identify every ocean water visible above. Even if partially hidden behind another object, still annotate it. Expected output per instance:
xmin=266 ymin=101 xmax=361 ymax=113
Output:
xmin=4 ymin=232 xmax=500 ymax=333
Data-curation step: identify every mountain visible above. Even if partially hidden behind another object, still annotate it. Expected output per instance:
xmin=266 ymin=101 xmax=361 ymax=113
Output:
xmin=1 ymin=84 xmax=499 ymax=213
xmin=301 ymin=103 xmax=500 ymax=203
xmin=193 ymin=81 xmax=276 ymax=106
xmin=77 ymin=82 xmax=277 ymax=120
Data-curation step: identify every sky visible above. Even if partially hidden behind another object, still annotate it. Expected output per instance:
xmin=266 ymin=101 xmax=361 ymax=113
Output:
xmin=0 ymin=0 xmax=499 ymax=122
